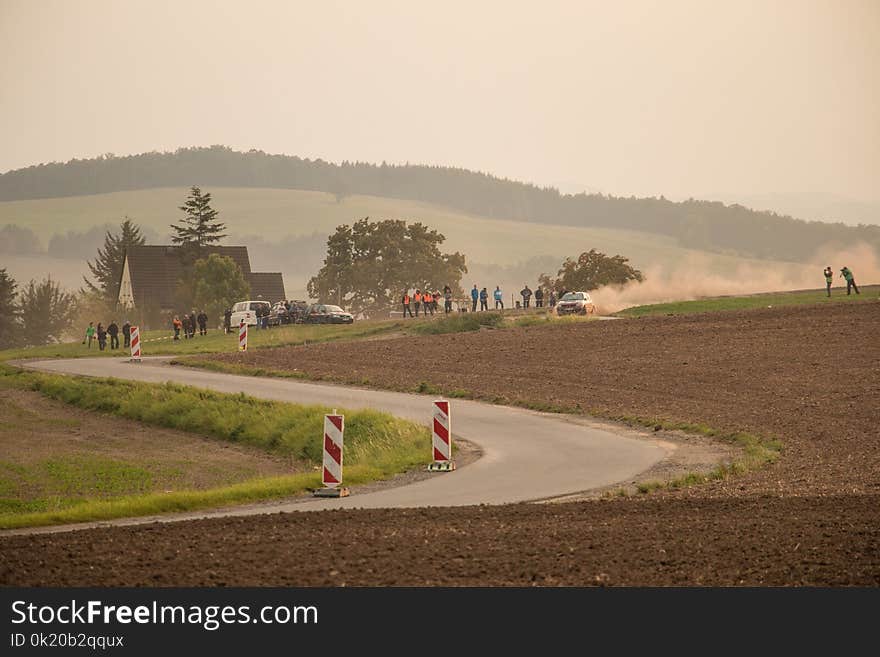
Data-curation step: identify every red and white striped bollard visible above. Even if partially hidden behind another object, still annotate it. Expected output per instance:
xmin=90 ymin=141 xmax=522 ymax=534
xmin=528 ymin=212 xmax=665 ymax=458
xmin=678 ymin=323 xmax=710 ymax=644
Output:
xmin=238 ymin=321 xmax=248 ymax=351
xmin=129 ymin=325 xmax=141 ymax=362
xmin=427 ymin=399 xmax=455 ymax=471
xmin=314 ymin=411 xmax=350 ymax=497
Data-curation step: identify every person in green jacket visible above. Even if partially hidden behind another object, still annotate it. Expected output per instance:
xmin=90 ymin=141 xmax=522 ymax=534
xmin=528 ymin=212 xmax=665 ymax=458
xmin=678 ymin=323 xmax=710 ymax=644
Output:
xmin=83 ymin=322 xmax=96 ymax=348
xmin=840 ymin=266 xmax=859 ymax=295
xmin=823 ymin=266 xmax=833 ymax=297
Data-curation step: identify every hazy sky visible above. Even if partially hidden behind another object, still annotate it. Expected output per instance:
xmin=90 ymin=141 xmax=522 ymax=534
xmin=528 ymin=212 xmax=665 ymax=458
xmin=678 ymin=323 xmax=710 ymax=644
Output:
xmin=1 ymin=0 xmax=878 ymax=204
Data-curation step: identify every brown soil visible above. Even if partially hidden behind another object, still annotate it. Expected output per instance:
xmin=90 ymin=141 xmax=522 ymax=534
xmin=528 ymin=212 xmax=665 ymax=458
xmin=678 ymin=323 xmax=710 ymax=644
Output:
xmin=2 ymin=302 xmax=878 ymax=586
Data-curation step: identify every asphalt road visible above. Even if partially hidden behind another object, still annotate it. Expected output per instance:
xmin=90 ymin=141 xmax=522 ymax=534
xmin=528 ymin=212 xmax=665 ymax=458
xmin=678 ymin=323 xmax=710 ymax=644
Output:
xmin=19 ymin=357 xmax=667 ymax=530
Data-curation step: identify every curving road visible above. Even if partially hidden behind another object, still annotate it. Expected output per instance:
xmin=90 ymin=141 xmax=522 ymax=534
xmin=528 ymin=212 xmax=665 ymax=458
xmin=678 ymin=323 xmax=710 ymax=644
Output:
xmin=16 ymin=357 xmax=668 ymax=532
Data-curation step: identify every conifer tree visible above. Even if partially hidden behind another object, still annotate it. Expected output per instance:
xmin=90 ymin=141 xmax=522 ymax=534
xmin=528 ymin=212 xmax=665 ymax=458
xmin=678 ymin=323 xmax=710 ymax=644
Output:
xmin=170 ymin=186 xmax=226 ymax=262
xmin=0 ymin=268 xmax=19 ymax=349
xmin=85 ymin=218 xmax=146 ymax=303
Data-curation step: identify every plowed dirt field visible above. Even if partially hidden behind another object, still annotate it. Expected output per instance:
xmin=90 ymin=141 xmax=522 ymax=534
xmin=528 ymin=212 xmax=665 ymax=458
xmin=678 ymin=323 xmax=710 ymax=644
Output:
xmin=2 ymin=302 xmax=878 ymax=585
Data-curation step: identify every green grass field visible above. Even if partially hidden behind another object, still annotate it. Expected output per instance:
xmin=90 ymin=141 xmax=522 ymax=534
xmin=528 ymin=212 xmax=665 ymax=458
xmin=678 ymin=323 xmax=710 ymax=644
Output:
xmin=615 ymin=285 xmax=880 ymax=317
xmin=0 ymin=366 xmax=431 ymax=528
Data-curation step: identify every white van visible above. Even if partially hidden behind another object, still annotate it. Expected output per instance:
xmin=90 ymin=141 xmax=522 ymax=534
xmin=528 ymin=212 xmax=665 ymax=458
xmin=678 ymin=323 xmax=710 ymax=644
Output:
xmin=230 ymin=300 xmax=271 ymax=327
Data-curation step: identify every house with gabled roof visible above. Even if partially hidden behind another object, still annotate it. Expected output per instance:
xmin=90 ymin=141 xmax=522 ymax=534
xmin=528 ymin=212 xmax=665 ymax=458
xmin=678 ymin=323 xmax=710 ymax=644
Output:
xmin=117 ymin=245 xmax=285 ymax=312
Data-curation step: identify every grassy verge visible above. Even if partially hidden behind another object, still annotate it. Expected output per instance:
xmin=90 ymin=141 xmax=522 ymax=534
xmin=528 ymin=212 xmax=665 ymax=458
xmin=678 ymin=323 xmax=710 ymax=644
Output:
xmin=0 ymin=365 xmax=430 ymax=529
xmin=603 ymin=416 xmax=782 ymax=495
xmin=0 ymin=308 xmax=599 ymax=364
xmin=408 ymin=312 xmax=505 ymax=334
xmin=0 ymin=320 xmax=409 ymax=363
xmin=0 ymin=465 xmax=403 ymax=531
xmin=616 ymin=285 xmax=879 ymax=318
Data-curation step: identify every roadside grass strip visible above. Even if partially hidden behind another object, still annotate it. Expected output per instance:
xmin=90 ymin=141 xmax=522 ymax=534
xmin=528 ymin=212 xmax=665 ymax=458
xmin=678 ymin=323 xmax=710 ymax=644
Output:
xmin=408 ymin=312 xmax=505 ymax=334
xmin=0 ymin=366 xmax=430 ymax=528
xmin=615 ymin=285 xmax=880 ymax=318
xmin=604 ymin=417 xmax=783 ymax=495
xmin=0 ymin=321 xmax=408 ymax=363
xmin=0 ymin=308 xmax=597 ymax=365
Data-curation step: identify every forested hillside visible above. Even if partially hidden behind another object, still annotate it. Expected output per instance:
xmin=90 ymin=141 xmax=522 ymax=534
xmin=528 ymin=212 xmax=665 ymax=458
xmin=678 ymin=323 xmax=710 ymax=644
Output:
xmin=2 ymin=146 xmax=877 ymax=262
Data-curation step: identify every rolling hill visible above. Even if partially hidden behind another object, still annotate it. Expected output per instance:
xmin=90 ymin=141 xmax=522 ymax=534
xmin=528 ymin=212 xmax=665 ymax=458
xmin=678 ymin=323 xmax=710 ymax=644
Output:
xmin=2 ymin=147 xmax=878 ymax=264
xmin=1 ymin=186 xmax=827 ymax=301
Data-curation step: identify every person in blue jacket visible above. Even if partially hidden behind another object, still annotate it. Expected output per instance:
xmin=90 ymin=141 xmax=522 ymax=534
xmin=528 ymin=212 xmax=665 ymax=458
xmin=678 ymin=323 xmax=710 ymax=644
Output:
xmin=470 ymin=285 xmax=479 ymax=312
xmin=479 ymin=287 xmax=489 ymax=311
xmin=494 ymin=286 xmax=504 ymax=310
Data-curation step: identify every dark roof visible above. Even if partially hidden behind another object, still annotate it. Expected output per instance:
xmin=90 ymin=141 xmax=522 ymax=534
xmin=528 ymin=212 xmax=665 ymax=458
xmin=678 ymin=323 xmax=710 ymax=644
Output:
xmin=124 ymin=245 xmax=280 ymax=310
xmin=248 ymin=272 xmax=286 ymax=303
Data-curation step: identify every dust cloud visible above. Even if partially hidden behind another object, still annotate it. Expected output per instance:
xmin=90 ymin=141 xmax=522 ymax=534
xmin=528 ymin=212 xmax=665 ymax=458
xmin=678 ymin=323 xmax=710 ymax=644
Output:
xmin=593 ymin=243 xmax=880 ymax=314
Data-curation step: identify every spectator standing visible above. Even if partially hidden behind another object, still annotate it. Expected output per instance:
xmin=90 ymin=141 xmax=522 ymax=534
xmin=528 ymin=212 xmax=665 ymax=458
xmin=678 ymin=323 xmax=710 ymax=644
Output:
xmin=173 ymin=315 xmax=183 ymax=340
xmin=402 ymin=291 xmax=414 ymax=317
xmin=471 ymin=285 xmax=479 ymax=312
xmin=223 ymin=309 xmax=232 ymax=334
xmin=84 ymin=322 xmax=96 ymax=348
xmin=426 ymin=290 xmax=435 ymax=315
xmin=549 ymin=291 xmax=557 ymax=308
xmin=189 ymin=311 xmax=197 ymax=338
xmin=535 ymin=287 xmax=544 ymax=308
xmin=414 ymin=289 xmax=423 ymax=317
xmin=107 ymin=320 xmax=119 ymax=350
xmin=823 ymin=266 xmax=833 ymax=297
xmin=122 ymin=320 xmax=131 ymax=348
xmin=197 ymin=310 xmax=208 ymax=336
xmin=96 ymin=322 xmax=107 ymax=351
xmin=494 ymin=286 xmax=504 ymax=310
xmin=443 ymin=285 xmax=453 ymax=314
xmin=840 ymin=266 xmax=860 ymax=295
xmin=479 ymin=287 xmax=489 ymax=311
xmin=520 ymin=285 xmax=533 ymax=308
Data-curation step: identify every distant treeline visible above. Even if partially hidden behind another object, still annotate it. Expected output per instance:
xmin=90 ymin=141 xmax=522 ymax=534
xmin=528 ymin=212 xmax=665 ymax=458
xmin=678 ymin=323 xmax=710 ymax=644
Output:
xmin=2 ymin=146 xmax=878 ymax=262
xmin=0 ymin=224 xmax=161 ymax=259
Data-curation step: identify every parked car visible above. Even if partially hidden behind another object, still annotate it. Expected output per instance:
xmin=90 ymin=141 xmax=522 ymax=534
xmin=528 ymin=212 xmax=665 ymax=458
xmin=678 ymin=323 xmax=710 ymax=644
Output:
xmin=286 ymin=300 xmax=310 ymax=324
xmin=555 ymin=291 xmax=596 ymax=316
xmin=230 ymin=300 xmax=272 ymax=327
xmin=303 ymin=303 xmax=354 ymax=324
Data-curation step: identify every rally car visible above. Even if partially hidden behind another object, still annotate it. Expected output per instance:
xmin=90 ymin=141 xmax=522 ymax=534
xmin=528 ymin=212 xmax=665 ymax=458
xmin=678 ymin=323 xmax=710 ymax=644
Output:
xmin=555 ymin=291 xmax=596 ymax=316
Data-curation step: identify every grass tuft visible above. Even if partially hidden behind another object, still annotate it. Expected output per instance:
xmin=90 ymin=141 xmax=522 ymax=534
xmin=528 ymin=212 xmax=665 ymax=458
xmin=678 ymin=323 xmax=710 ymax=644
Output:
xmin=409 ymin=312 xmax=505 ymax=335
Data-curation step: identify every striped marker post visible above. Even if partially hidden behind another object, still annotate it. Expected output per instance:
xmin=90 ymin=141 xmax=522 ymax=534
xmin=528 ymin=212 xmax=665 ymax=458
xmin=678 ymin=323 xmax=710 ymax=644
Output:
xmin=238 ymin=321 xmax=248 ymax=352
xmin=314 ymin=412 xmax=350 ymax=497
xmin=427 ymin=399 xmax=455 ymax=472
xmin=129 ymin=325 xmax=141 ymax=362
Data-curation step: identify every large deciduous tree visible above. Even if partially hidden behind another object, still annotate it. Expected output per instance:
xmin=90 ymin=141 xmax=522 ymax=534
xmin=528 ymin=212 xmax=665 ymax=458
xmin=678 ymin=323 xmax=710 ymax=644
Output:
xmin=85 ymin=218 xmax=146 ymax=303
xmin=539 ymin=249 xmax=643 ymax=293
xmin=0 ymin=268 xmax=19 ymax=349
xmin=307 ymin=218 xmax=467 ymax=315
xmin=17 ymin=277 xmax=77 ymax=346
xmin=171 ymin=186 xmax=226 ymax=262
xmin=191 ymin=254 xmax=251 ymax=326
